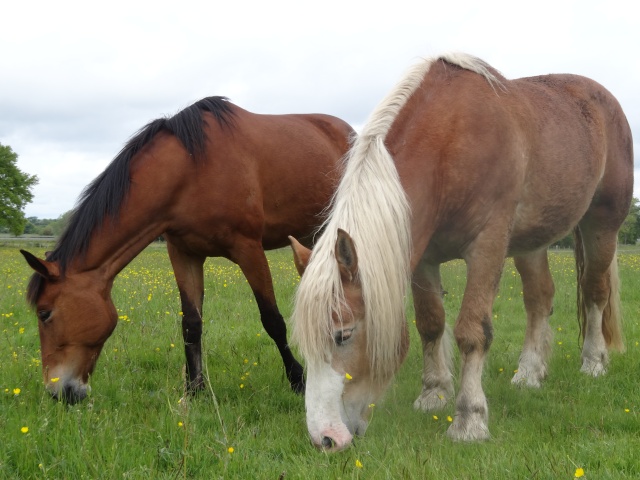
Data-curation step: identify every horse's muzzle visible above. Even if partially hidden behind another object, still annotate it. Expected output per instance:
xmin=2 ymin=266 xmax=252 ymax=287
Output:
xmin=48 ymin=382 xmax=89 ymax=404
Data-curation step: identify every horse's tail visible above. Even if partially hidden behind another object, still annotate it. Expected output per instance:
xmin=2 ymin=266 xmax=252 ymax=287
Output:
xmin=574 ymin=227 xmax=625 ymax=352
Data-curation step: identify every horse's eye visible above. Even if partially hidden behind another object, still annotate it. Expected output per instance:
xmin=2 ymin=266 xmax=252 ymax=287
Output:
xmin=37 ymin=310 xmax=52 ymax=323
xmin=334 ymin=328 xmax=353 ymax=346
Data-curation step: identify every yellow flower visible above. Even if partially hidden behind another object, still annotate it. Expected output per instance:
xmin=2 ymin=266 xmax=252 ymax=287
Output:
xmin=625 ymin=408 xmax=630 ymax=413
xmin=13 ymin=388 xmax=20 ymax=395
xmin=355 ymin=459 xmax=363 ymax=468
xmin=447 ymin=416 xmax=453 ymax=422
xmin=575 ymin=467 xmax=584 ymax=478
xmin=50 ymin=377 xmax=60 ymax=383
xmin=21 ymin=426 xmax=28 ymax=433
xmin=228 ymin=447 xmax=234 ymax=454
xmin=19 ymin=327 xmax=24 ymax=334
xmin=178 ymin=421 xmax=183 ymax=427
xmin=345 ymin=373 xmax=353 ymax=380
xmin=432 ymin=415 xmax=438 ymax=421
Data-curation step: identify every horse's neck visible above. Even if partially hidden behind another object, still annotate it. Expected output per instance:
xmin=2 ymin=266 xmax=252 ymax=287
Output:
xmin=70 ymin=209 xmax=167 ymax=282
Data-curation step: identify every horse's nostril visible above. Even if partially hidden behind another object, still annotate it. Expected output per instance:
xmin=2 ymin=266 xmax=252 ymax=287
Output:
xmin=321 ymin=436 xmax=335 ymax=449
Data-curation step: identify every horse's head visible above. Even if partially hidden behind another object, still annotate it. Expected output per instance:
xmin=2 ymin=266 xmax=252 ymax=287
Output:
xmin=21 ymin=250 xmax=118 ymax=404
xmin=290 ymin=230 xmax=408 ymax=451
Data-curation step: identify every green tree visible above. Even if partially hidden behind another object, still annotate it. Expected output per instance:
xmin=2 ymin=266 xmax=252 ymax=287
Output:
xmin=0 ymin=144 xmax=38 ymax=236
xmin=50 ymin=210 xmax=73 ymax=236
xmin=618 ymin=197 xmax=640 ymax=245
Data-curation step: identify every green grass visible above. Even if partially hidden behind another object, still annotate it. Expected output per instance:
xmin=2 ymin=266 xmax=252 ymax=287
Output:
xmin=1 ymin=244 xmax=639 ymax=479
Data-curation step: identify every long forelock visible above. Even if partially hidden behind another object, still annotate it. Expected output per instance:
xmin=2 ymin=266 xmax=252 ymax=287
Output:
xmin=292 ymin=57 xmax=434 ymax=381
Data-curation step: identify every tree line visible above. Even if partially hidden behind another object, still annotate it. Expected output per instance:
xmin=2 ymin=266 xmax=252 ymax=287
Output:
xmin=12 ymin=200 xmax=640 ymax=248
xmin=20 ymin=212 xmax=73 ymax=236
xmin=2 ymin=141 xmax=640 ymax=245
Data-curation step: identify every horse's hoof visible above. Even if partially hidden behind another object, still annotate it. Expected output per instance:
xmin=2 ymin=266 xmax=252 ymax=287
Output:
xmin=186 ymin=377 xmax=205 ymax=396
xmin=287 ymin=362 xmax=306 ymax=394
xmin=446 ymin=416 xmax=490 ymax=442
xmin=290 ymin=377 xmax=306 ymax=395
xmin=413 ymin=388 xmax=450 ymax=411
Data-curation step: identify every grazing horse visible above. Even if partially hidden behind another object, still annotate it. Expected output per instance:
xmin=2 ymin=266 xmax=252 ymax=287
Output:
xmin=289 ymin=53 xmax=633 ymax=450
xmin=21 ymin=96 xmax=353 ymax=403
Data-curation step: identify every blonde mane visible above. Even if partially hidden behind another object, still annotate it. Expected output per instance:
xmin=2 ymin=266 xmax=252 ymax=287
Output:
xmin=291 ymin=53 xmax=503 ymax=381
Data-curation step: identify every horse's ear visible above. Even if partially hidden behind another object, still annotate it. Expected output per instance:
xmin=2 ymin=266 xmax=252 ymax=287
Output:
xmin=20 ymin=250 xmax=60 ymax=280
xmin=335 ymin=229 xmax=358 ymax=283
xmin=289 ymin=236 xmax=311 ymax=276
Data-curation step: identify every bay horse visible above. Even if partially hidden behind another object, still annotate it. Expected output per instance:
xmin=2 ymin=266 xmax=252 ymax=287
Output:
xmin=21 ymin=96 xmax=354 ymax=404
xmin=289 ymin=53 xmax=633 ymax=450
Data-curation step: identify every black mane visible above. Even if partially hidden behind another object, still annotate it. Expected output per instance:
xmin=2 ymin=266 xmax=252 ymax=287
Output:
xmin=26 ymin=96 xmax=236 ymax=306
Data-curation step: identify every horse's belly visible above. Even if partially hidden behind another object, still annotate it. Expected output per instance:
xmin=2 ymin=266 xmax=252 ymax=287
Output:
xmin=508 ymin=204 xmax=581 ymax=254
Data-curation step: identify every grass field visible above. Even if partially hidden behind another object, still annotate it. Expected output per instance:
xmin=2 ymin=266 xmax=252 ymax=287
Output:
xmin=1 ymin=243 xmax=639 ymax=479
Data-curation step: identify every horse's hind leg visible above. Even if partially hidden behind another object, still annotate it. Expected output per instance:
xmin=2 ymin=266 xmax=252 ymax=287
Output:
xmin=511 ymin=250 xmax=554 ymax=387
xmin=231 ymin=240 xmax=305 ymax=393
xmin=575 ymin=226 xmax=624 ymax=376
xmin=412 ymin=260 xmax=454 ymax=412
xmin=167 ymin=242 xmax=206 ymax=393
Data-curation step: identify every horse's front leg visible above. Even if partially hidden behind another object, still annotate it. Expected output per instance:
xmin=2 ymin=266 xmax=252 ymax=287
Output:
xmin=167 ymin=242 xmax=206 ymax=393
xmin=411 ymin=260 xmax=454 ymax=412
xmin=448 ymin=236 xmax=506 ymax=442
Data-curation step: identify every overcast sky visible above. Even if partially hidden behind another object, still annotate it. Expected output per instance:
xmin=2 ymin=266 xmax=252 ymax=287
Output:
xmin=2 ymin=0 xmax=638 ymax=219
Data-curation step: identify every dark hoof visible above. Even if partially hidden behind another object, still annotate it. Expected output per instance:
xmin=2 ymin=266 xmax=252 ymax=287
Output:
xmin=186 ymin=376 xmax=205 ymax=395
xmin=287 ymin=362 xmax=305 ymax=395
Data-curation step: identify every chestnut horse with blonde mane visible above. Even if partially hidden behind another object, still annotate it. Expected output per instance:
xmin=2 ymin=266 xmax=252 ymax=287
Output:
xmin=21 ymin=96 xmax=353 ymax=403
xmin=290 ymin=53 xmax=633 ymax=450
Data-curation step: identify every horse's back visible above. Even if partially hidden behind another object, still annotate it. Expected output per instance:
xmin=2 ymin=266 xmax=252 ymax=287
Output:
xmin=235 ymin=110 xmax=352 ymax=248
xmin=389 ymin=61 xmax=632 ymax=261
xmin=162 ymin=105 xmax=352 ymax=254
xmin=507 ymin=73 xmax=633 ymax=253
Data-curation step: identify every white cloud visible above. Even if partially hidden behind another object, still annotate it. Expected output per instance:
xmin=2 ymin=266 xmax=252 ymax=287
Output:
xmin=1 ymin=0 xmax=638 ymax=218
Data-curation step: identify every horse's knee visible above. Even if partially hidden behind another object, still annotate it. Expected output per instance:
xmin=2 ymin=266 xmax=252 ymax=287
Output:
xmin=454 ymin=314 xmax=493 ymax=355
xmin=416 ymin=315 xmax=445 ymax=343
